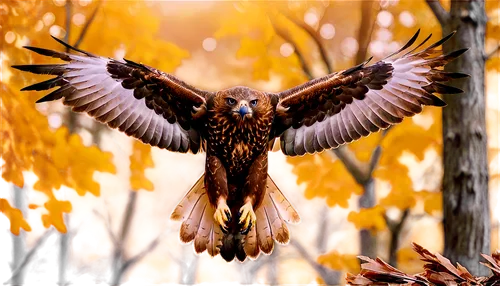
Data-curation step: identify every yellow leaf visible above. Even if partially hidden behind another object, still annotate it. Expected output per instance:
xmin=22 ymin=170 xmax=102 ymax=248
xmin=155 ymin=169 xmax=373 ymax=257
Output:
xmin=42 ymin=198 xmax=72 ymax=233
xmin=318 ymin=250 xmax=360 ymax=273
xmin=0 ymin=198 xmax=31 ymax=235
xmin=348 ymin=206 xmax=387 ymax=232
xmin=418 ymin=191 xmax=442 ymax=215
xmin=130 ymin=141 xmax=155 ymax=191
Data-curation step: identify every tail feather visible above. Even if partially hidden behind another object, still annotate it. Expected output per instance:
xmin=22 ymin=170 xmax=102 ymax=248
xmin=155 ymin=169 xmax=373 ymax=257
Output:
xmin=171 ymin=175 xmax=205 ymax=221
xmin=179 ymin=195 xmax=207 ymax=243
xmin=255 ymin=206 xmax=274 ymax=254
xmin=261 ymin=192 xmax=290 ymax=244
xmin=193 ymin=203 xmax=214 ymax=253
xmin=207 ymin=225 xmax=223 ymax=257
xmin=266 ymin=176 xmax=300 ymax=223
xmin=243 ymin=223 xmax=260 ymax=259
xmin=171 ymin=174 xmax=299 ymax=262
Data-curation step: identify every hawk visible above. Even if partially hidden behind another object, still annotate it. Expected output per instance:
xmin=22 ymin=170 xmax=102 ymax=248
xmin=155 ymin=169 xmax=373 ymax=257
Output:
xmin=13 ymin=30 xmax=467 ymax=262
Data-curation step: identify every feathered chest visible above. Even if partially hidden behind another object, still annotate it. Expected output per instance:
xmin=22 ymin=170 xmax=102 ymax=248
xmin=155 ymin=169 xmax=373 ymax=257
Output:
xmin=206 ymin=112 xmax=273 ymax=176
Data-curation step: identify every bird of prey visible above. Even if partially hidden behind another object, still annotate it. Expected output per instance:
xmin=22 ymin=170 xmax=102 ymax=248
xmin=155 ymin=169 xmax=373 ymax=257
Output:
xmin=13 ymin=30 xmax=467 ymax=262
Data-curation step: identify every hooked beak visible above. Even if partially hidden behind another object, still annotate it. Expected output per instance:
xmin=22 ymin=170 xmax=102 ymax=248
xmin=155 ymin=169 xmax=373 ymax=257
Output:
xmin=239 ymin=105 xmax=249 ymax=117
xmin=234 ymin=100 xmax=252 ymax=119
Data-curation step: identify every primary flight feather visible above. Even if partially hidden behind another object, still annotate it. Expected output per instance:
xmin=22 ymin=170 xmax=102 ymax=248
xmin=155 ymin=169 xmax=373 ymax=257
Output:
xmin=13 ymin=29 xmax=467 ymax=262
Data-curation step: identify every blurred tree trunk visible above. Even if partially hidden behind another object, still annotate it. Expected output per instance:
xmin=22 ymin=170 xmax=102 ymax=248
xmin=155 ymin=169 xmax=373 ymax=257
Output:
xmin=316 ymin=205 xmax=330 ymax=254
xmin=11 ymin=185 xmax=27 ymax=286
xmin=178 ymin=247 xmax=199 ymax=285
xmin=427 ymin=0 xmax=489 ymax=276
xmin=386 ymin=209 xmax=409 ymax=267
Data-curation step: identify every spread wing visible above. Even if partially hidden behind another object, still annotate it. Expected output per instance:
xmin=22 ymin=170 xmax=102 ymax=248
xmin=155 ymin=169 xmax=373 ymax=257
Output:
xmin=272 ymin=30 xmax=468 ymax=156
xmin=13 ymin=36 xmax=213 ymax=153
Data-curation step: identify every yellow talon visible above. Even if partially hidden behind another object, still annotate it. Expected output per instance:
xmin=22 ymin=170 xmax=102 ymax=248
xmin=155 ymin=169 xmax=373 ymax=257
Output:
xmin=238 ymin=201 xmax=256 ymax=233
xmin=214 ymin=199 xmax=231 ymax=231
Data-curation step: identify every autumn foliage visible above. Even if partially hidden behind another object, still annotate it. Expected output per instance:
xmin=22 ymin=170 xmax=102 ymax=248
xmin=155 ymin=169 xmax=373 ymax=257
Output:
xmin=0 ymin=0 xmax=499 ymax=283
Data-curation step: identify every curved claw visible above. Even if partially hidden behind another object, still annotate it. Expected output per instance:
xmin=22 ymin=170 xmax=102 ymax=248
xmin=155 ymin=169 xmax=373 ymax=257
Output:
xmin=240 ymin=221 xmax=252 ymax=235
xmin=238 ymin=202 xmax=256 ymax=235
xmin=214 ymin=199 xmax=231 ymax=232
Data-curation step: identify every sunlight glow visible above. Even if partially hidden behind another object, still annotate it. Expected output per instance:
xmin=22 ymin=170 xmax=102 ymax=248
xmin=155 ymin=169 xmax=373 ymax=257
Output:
xmin=399 ymin=11 xmax=416 ymax=27
xmin=320 ymin=23 xmax=335 ymax=40
xmin=43 ymin=12 xmax=55 ymax=26
xmin=72 ymin=13 xmax=86 ymax=26
xmin=4 ymin=31 xmax=15 ymax=44
xmin=340 ymin=37 xmax=359 ymax=58
xmin=280 ymin=43 xmax=295 ymax=57
xmin=114 ymin=46 xmax=126 ymax=60
xmin=48 ymin=114 xmax=63 ymax=129
xmin=202 ymin=37 xmax=217 ymax=52
xmin=377 ymin=10 xmax=394 ymax=28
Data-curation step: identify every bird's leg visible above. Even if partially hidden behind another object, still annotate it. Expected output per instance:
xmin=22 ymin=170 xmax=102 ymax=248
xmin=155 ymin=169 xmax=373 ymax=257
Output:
xmin=205 ymin=155 xmax=231 ymax=232
xmin=239 ymin=152 xmax=268 ymax=234
xmin=238 ymin=198 xmax=257 ymax=235
xmin=214 ymin=197 xmax=231 ymax=233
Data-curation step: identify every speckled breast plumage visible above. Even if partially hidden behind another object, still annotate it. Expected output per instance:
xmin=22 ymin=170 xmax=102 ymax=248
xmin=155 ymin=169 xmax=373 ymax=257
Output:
xmin=206 ymin=112 xmax=273 ymax=179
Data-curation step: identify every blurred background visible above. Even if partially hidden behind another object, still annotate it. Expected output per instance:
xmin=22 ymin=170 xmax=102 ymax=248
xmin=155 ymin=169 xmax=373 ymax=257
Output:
xmin=1 ymin=0 xmax=499 ymax=285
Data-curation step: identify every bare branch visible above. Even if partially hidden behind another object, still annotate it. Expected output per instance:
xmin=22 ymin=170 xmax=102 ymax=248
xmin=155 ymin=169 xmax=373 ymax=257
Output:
xmin=73 ymin=0 xmax=102 ymax=49
xmin=28 ymin=227 xmax=55 ymax=261
xmin=485 ymin=44 xmax=500 ymax=61
xmin=384 ymin=209 xmax=410 ymax=266
xmin=356 ymin=1 xmax=377 ymax=64
xmin=282 ymin=12 xmax=333 ymax=73
xmin=330 ymin=148 xmax=368 ymax=184
xmin=268 ymin=17 xmax=314 ymax=80
xmin=64 ymin=0 xmax=72 ymax=52
xmin=368 ymin=127 xmax=391 ymax=176
xmin=410 ymin=213 xmax=443 ymax=222
xmin=425 ymin=0 xmax=450 ymax=26
xmin=121 ymin=236 xmax=161 ymax=273
xmin=93 ymin=209 xmax=117 ymax=245
xmin=290 ymin=240 xmax=341 ymax=285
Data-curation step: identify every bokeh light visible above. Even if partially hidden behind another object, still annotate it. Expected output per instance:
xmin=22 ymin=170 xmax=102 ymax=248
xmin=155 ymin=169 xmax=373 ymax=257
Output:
xmin=388 ymin=41 xmax=400 ymax=54
xmin=202 ymin=37 xmax=217 ymax=52
xmin=377 ymin=10 xmax=394 ymax=28
xmin=280 ymin=43 xmax=295 ymax=57
xmin=369 ymin=40 xmax=385 ymax=57
xmin=320 ymin=23 xmax=336 ymax=40
xmin=376 ymin=28 xmax=392 ymax=42
xmin=49 ymin=25 xmax=64 ymax=38
xmin=304 ymin=8 xmax=319 ymax=27
xmin=72 ymin=13 xmax=86 ymax=27
xmin=43 ymin=12 xmax=55 ymax=26
xmin=34 ymin=20 xmax=44 ymax=32
xmin=48 ymin=114 xmax=63 ymax=129
xmin=340 ymin=37 xmax=359 ymax=58
xmin=79 ymin=0 xmax=92 ymax=7
xmin=4 ymin=31 xmax=15 ymax=44
xmin=53 ymin=0 xmax=66 ymax=7
xmin=399 ymin=11 xmax=416 ymax=28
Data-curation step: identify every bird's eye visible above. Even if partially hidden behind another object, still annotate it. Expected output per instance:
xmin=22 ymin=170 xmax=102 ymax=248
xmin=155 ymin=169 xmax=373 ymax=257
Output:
xmin=226 ymin=98 xmax=236 ymax=105
xmin=250 ymin=99 xmax=258 ymax=107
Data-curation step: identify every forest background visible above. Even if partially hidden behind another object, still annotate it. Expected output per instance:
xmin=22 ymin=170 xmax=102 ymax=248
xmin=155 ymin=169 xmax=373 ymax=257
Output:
xmin=1 ymin=0 xmax=499 ymax=285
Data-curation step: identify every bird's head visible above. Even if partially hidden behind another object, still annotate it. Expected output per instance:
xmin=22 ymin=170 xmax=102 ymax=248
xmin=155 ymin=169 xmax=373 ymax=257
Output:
xmin=214 ymin=86 xmax=271 ymax=123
